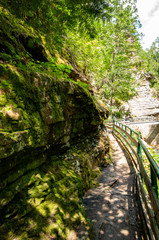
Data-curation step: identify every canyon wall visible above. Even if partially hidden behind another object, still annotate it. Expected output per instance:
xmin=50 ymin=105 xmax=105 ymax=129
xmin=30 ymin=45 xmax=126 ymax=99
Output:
xmin=0 ymin=9 xmax=109 ymax=239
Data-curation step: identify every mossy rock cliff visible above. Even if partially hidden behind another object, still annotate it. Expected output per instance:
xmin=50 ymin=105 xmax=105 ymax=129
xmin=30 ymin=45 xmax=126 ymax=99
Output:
xmin=0 ymin=5 xmax=109 ymax=240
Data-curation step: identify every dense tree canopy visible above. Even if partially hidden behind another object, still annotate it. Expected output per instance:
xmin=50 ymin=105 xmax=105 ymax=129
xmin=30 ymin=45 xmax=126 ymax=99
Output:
xmin=0 ymin=0 xmax=111 ymax=35
xmin=143 ymin=37 xmax=159 ymax=94
xmin=65 ymin=0 xmax=141 ymax=107
xmin=2 ymin=0 xmax=158 ymax=113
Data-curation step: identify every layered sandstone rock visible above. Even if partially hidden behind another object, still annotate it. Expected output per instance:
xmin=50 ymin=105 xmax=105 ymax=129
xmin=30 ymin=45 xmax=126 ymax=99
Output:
xmin=127 ymin=79 xmax=159 ymax=118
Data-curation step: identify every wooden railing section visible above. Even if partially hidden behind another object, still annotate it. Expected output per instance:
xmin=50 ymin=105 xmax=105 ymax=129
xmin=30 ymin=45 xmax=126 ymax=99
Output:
xmin=106 ymin=120 xmax=159 ymax=240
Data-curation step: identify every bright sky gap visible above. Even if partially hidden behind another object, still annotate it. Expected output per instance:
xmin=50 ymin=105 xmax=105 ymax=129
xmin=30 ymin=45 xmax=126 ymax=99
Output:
xmin=136 ymin=0 xmax=159 ymax=49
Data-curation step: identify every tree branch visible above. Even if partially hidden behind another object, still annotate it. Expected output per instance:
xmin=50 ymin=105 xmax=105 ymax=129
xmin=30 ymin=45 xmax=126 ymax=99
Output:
xmin=97 ymin=50 xmax=116 ymax=90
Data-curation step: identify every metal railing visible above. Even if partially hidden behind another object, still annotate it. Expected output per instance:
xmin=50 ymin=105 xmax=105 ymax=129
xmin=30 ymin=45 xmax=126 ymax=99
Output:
xmin=111 ymin=120 xmax=159 ymax=240
xmin=111 ymin=116 xmax=159 ymax=124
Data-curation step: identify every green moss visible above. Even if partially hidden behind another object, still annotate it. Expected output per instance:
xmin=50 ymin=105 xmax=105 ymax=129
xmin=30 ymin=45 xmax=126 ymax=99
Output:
xmin=73 ymin=119 xmax=84 ymax=134
xmin=0 ymin=129 xmax=111 ymax=239
xmin=0 ymin=63 xmax=44 ymax=137
xmin=0 ymin=53 xmax=12 ymax=61
xmin=0 ymin=156 xmax=89 ymax=239
xmin=0 ymin=94 xmax=7 ymax=106
xmin=0 ymin=6 xmax=43 ymax=62
xmin=76 ymin=80 xmax=90 ymax=91
xmin=0 ymin=6 xmax=107 ymax=239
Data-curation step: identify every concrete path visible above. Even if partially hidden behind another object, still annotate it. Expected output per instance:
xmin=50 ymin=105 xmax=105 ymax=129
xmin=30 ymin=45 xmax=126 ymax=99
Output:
xmin=76 ymin=133 xmax=143 ymax=239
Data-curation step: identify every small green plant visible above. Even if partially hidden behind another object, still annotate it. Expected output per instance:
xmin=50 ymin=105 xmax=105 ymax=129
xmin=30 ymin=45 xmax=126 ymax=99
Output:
xmin=15 ymin=57 xmax=72 ymax=80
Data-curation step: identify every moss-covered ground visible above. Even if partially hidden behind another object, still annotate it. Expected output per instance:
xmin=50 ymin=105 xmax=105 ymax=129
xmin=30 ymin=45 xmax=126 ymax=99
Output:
xmin=0 ymin=130 xmax=110 ymax=240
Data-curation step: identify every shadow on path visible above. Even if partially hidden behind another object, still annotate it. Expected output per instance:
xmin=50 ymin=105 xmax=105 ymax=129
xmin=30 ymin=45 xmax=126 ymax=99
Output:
xmin=76 ymin=133 xmax=144 ymax=240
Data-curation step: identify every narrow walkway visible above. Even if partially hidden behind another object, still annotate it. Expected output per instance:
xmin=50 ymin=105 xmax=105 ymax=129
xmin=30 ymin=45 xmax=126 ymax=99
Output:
xmin=78 ymin=133 xmax=143 ymax=239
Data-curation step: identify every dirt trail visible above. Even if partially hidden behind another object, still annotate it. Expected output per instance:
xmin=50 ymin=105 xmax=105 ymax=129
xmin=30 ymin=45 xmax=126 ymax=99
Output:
xmin=76 ymin=133 xmax=143 ymax=239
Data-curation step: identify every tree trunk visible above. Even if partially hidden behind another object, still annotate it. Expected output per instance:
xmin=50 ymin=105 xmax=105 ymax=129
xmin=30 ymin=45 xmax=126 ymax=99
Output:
xmin=97 ymin=50 xmax=116 ymax=90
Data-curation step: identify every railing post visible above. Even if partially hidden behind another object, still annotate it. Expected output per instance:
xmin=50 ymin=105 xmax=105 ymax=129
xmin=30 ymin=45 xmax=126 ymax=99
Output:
xmin=137 ymin=142 xmax=142 ymax=161
xmin=150 ymin=166 xmax=158 ymax=198
xmin=137 ymin=141 xmax=143 ymax=180
xmin=113 ymin=119 xmax=115 ymax=133
xmin=124 ymin=125 xmax=128 ymax=146
xmin=121 ymin=123 xmax=124 ymax=136
xmin=130 ymin=130 xmax=133 ymax=147
xmin=125 ymin=125 xmax=127 ymax=135
xmin=119 ymin=123 xmax=121 ymax=134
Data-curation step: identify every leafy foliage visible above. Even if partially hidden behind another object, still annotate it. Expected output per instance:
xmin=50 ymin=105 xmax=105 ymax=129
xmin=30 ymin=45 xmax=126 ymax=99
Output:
xmin=66 ymin=0 xmax=141 ymax=106
xmin=0 ymin=0 xmax=143 ymax=109
xmin=0 ymin=0 xmax=111 ymax=39
xmin=139 ymin=37 xmax=159 ymax=95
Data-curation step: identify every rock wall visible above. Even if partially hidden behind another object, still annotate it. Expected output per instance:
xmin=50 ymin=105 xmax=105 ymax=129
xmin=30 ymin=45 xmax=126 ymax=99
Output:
xmin=0 ymin=64 xmax=103 ymax=159
xmin=0 ymin=64 xmax=109 ymax=239
xmin=124 ymin=78 xmax=159 ymax=148
xmin=0 ymin=8 xmax=110 ymax=239
xmin=127 ymin=79 xmax=159 ymax=118
xmin=129 ymin=123 xmax=159 ymax=148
